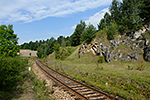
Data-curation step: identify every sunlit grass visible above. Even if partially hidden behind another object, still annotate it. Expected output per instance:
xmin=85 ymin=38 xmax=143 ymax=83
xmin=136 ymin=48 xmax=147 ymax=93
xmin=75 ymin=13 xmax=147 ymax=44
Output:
xmin=41 ymin=46 xmax=150 ymax=99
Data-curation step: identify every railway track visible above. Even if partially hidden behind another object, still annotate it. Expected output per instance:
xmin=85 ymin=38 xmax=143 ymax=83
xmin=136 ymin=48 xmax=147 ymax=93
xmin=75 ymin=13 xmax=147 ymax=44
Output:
xmin=34 ymin=59 xmax=121 ymax=100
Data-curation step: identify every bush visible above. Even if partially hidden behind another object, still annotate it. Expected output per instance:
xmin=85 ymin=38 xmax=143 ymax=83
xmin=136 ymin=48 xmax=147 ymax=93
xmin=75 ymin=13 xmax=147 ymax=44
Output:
xmin=53 ymin=44 xmax=60 ymax=59
xmin=98 ymin=56 xmax=105 ymax=63
xmin=107 ymin=21 xmax=118 ymax=40
xmin=0 ymin=57 xmax=27 ymax=92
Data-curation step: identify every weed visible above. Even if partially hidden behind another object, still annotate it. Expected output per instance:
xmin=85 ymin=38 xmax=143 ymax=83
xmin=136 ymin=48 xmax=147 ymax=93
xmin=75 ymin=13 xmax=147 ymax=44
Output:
xmin=128 ymin=66 xmax=133 ymax=70
xmin=36 ymin=69 xmax=39 ymax=73
xmin=43 ymin=80 xmax=47 ymax=87
xmin=137 ymin=64 xmax=145 ymax=71
xmin=50 ymin=85 xmax=55 ymax=94
xmin=98 ymin=56 xmax=105 ymax=63
xmin=85 ymin=72 xmax=89 ymax=76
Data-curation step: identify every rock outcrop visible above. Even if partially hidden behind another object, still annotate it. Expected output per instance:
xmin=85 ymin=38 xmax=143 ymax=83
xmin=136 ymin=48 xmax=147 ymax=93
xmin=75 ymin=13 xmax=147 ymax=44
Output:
xmin=79 ymin=22 xmax=150 ymax=63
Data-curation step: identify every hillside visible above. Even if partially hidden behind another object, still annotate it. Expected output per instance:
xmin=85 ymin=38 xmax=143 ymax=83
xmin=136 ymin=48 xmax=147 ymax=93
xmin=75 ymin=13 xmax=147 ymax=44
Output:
xmin=40 ymin=22 xmax=150 ymax=100
xmin=79 ymin=22 xmax=150 ymax=63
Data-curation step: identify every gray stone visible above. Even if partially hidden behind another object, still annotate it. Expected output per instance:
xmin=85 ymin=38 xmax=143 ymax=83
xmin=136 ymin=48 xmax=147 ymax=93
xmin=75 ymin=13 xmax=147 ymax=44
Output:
xmin=139 ymin=42 xmax=144 ymax=48
xmin=136 ymin=35 xmax=144 ymax=40
xmin=144 ymin=46 xmax=150 ymax=62
xmin=114 ymin=56 xmax=118 ymax=61
xmin=132 ymin=54 xmax=141 ymax=61
xmin=118 ymin=50 xmax=121 ymax=53
xmin=97 ymin=45 xmax=100 ymax=55
xmin=145 ymin=39 xmax=149 ymax=46
xmin=128 ymin=52 xmax=141 ymax=61
xmin=118 ymin=53 xmax=123 ymax=58
xmin=130 ymin=45 xmax=134 ymax=50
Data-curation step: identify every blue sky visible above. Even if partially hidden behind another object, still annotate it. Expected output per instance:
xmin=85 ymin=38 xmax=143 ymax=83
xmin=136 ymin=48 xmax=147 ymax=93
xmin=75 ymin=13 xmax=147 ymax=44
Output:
xmin=0 ymin=0 xmax=113 ymax=44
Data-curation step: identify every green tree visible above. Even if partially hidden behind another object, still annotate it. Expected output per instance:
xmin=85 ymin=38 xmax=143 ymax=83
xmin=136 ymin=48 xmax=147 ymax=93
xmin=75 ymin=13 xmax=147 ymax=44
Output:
xmin=98 ymin=18 xmax=107 ymax=30
xmin=53 ymin=44 xmax=60 ymax=59
xmin=104 ymin=12 xmax=112 ymax=27
xmin=65 ymin=40 xmax=71 ymax=46
xmin=61 ymin=39 xmax=66 ymax=47
xmin=107 ymin=21 xmax=118 ymax=40
xmin=57 ymin=36 xmax=64 ymax=46
xmin=29 ymin=52 xmax=31 ymax=56
xmin=109 ymin=0 xmax=121 ymax=25
xmin=46 ymin=37 xmax=56 ymax=55
xmin=119 ymin=0 xmax=142 ymax=33
xmin=0 ymin=25 xmax=19 ymax=58
xmin=71 ymin=20 xmax=86 ymax=46
xmin=98 ymin=12 xmax=111 ymax=31
xmin=81 ymin=24 xmax=97 ymax=43
xmin=139 ymin=0 xmax=150 ymax=21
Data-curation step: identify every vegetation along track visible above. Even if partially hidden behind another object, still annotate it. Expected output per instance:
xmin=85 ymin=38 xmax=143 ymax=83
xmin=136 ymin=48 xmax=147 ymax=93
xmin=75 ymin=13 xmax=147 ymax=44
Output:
xmin=34 ymin=59 xmax=122 ymax=100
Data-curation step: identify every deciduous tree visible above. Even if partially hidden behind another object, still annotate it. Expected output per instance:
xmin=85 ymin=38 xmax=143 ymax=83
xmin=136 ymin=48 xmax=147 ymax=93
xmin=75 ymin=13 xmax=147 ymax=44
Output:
xmin=0 ymin=25 xmax=19 ymax=58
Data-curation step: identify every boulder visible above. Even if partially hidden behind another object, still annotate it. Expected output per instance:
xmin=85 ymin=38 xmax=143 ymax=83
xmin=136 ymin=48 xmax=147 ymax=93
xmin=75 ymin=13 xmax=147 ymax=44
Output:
xmin=118 ymin=53 xmax=123 ymax=58
xmin=144 ymin=46 xmax=150 ymax=62
xmin=145 ymin=39 xmax=149 ymax=46
xmin=128 ymin=52 xmax=141 ymax=61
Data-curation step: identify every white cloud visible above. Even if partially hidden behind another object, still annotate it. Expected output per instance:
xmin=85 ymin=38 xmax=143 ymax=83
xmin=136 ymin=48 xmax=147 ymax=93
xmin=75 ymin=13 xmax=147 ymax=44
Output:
xmin=85 ymin=8 xmax=110 ymax=28
xmin=0 ymin=0 xmax=112 ymax=23
xmin=71 ymin=8 xmax=110 ymax=29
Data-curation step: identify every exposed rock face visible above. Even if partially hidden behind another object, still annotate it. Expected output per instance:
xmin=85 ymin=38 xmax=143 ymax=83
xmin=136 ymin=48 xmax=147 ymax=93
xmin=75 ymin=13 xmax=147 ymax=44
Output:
xmin=144 ymin=46 xmax=150 ymax=62
xmin=79 ymin=23 xmax=150 ymax=63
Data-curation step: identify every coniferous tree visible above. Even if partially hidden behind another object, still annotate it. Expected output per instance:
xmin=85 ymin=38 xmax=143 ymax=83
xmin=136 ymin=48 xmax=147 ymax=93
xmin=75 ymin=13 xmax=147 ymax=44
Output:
xmin=81 ymin=24 xmax=97 ymax=43
xmin=71 ymin=20 xmax=86 ymax=46
xmin=109 ymin=0 xmax=121 ymax=25
xmin=120 ymin=0 xmax=142 ymax=33
xmin=139 ymin=0 xmax=150 ymax=21
xmin=98 ymin=18 xmax=107 ymax=30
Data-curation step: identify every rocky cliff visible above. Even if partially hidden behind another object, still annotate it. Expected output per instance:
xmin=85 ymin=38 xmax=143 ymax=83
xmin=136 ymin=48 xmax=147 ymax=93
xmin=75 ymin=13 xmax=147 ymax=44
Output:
xmin=79 ymin=22 xmax=150 ymax=63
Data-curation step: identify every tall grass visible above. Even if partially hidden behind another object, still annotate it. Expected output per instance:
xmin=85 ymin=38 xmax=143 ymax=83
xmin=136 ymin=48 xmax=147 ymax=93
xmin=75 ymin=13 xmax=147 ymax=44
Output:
xmin=42 ymin=48 xmax=150 ymax=99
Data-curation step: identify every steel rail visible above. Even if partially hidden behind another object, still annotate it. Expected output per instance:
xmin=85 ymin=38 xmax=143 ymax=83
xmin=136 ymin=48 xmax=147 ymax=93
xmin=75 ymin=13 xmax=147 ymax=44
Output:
xmin=34 ymin=59 xmax=122 ymax=100
xmin=35 ymin=59 xmax=88 ymax=100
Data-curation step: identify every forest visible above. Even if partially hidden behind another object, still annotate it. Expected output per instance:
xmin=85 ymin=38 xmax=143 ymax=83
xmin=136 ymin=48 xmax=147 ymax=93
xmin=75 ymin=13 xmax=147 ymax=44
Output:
xmin=20 ymin=0 xmax=150 ymax=58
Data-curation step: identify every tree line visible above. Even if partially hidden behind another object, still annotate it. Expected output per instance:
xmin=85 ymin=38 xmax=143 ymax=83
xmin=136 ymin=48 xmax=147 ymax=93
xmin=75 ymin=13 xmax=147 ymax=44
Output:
xmin=20 ymin=0 xmax=150 ymax=58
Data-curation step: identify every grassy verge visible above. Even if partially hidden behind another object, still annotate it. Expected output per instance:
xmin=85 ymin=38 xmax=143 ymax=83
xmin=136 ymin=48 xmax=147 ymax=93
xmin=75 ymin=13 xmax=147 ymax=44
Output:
xmin=42 ymin=50 xmax=150 ymax=100
xmin=0 ymin=57 xmax=52 ymax=100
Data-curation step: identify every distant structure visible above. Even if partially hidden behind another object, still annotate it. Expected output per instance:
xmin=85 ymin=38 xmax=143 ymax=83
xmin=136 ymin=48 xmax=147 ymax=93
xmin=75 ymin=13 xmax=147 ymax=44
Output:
xmin=20 ymin=50 xmax=37 ymax=57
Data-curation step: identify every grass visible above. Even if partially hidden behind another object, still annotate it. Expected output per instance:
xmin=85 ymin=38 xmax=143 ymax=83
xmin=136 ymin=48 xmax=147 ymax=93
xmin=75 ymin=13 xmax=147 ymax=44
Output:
xmin=7 ymin=59 xmax=52 ymax=100
xmin=41 ymin=46 xmax=150 ymax=100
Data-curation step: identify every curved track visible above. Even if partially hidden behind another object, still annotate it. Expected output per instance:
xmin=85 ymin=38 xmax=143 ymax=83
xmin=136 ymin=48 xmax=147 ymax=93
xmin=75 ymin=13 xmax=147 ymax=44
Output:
xmin=34 ymin=59 xmax=121 ymax=100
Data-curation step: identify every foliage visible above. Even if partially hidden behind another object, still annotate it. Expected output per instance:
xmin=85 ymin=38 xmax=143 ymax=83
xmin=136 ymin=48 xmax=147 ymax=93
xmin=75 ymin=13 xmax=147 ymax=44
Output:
xmin=29 ymin=52 xmax=31 ymax=56
xmin=53 ymin=44 xmax=60 ymax=59
xmin=107 ymin=21 xmax=118 ymax=40
xmin=139 ymin=0 xmax=150 ymax=21
xmin=54 ymin=47 xmax=76 ymax=60
xmin=81 ymin=24 xmax=97 ymax=43
xmin=98 ymin=0 xmax=145 ymax=35
xmin=57 ymin=36 xmax=64 ymax=46
xmin=0 ymin=57 xmax=27 ymax=93
xmin=109 ymin=0 xmax=121 ymax=25
xmin=37 ymin=37 xmax=56 ymax=58
xmin=98 ymin=18 xmax=107 ymax=31
xmin=0 ymin=25 xmax=19 ymax=58
xmin=71 ymin=20 xmax=86 ymax=46
xmin=61 ymin=39 xmax=66 ymax=47
xmin=98 ymin=56 xmax=105 ymax=63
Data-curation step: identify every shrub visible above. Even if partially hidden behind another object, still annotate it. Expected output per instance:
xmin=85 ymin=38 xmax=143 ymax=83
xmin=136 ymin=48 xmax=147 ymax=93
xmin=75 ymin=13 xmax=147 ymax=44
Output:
xmin=53 ymin=44 xmax=60 ymax=59
xmin=107 ymin=21 xmax=118 ymax=40
xmin=137 ymin=64 xmax=145 ymax=71
xmin=0 ymin=57 xmax=27 ymax=92
xmin=98 ymin=56 xmax=105 ymax=63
